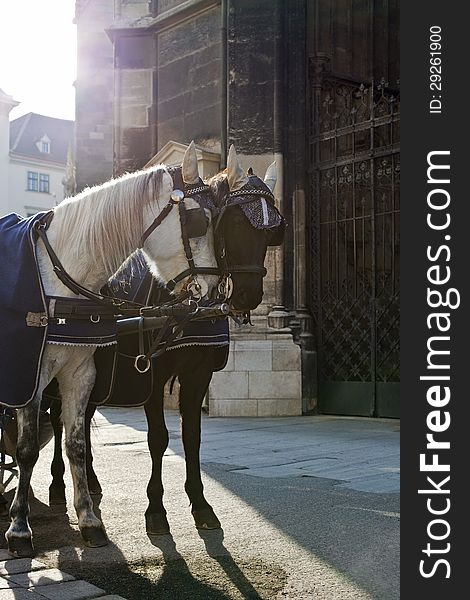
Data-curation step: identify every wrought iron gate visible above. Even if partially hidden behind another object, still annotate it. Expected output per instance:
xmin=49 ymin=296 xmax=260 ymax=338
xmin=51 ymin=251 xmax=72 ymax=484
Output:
xmin=308 ymin=71 xmax=400 ymax=417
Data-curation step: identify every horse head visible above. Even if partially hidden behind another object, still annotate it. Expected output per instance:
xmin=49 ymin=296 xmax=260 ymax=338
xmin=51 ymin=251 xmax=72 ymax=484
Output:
xmin=140 ymin=143 xmax=219 ymax=299
xmin=207 ymin=145 xmax=285 ymax=311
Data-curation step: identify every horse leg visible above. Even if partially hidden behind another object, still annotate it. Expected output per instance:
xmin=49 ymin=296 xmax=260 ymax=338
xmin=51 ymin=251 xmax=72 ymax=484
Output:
xmin=144 ymin=369 xmax=170 ymax=535
xmin=58 ymin=358 xmax=108 ymax=547
xmin=178 ymin=354 xmax=221 ymax=530
xmin=84 ymin=403 xmax=102 ymax=495
xmin=5 ymin=396 xmax=41 ymax=557
xmin=49 ymin=396 xmax=67 ymax=505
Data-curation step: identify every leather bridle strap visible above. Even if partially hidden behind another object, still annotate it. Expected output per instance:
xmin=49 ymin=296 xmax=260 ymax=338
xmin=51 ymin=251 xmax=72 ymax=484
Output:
xmin=163 ymin=199 xmax=220 ymax=292
xmin=178 ymin=200 xmax=195 ymax=272
xmin=139 ymin=200 xmax=176 ymax=248
xmin=34 ymin=215 xmax=140 ymax=312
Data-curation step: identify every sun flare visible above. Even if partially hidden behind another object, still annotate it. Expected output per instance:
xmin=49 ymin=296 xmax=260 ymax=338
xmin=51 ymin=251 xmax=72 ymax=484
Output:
xmin=0 ymin=0 xmax=76 ymax=120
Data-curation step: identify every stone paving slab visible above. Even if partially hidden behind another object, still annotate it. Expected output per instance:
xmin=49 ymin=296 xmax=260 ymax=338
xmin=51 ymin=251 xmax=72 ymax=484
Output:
xmin=5 ymin=567 xmax=75 ymax=588
xmin=0 ymin=589 xmax=46 ymax=599
xmin=0 ymin=559 xmax=46 ymax=576
xmin=0 ymin=560 xmax=124 ymax=599
xmin=0 ymin=579 xmax=18 ymax=589
xmin=29 ymin=580 xmax=107 ymax=600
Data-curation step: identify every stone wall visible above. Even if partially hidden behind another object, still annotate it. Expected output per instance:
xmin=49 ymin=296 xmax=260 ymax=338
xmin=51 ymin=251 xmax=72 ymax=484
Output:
xmin=75 ymin=0 xmax=115 ymax=190
xmin=114 ymin=34 xmax=157 ymax=174
xmin=156 ymin=6 xmax=221 ymax=153
xmin=208 ymin=318 xmax=302 ymax=417
xmin=113 ymin=2 xmax=222 ymax=174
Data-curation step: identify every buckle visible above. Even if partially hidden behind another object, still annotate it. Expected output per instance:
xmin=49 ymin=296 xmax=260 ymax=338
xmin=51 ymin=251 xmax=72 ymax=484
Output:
xmin=26 ymin=312 xmax=48 ymax=327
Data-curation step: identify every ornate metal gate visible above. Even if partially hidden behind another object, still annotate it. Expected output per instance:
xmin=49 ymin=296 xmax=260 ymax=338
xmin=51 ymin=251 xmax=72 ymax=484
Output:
xmin=308 ymin=71 xmax=400 ymax=417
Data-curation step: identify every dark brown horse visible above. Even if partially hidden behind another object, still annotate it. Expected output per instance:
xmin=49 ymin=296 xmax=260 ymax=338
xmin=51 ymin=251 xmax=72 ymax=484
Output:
xmin=48 ymin=145 xmax=285 ymax=535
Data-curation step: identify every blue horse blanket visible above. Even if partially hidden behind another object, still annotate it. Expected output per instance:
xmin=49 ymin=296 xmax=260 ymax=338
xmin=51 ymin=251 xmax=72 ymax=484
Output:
xmin=90 ymin=252 xmax=229 ymax=407
xmin=0 ymin=212 xmax=117 ymax=408
xmin=0 ymin=213 xmax=49 ymax=408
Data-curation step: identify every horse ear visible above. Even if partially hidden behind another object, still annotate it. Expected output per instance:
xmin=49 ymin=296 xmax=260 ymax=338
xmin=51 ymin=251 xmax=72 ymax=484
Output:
xmin=182 ymin=140 xmax=200 ymax=184
xmin=227 ymin=145 xmax=249 ymax=191
xmin=264 ymin=161 xmax=277 ymax=192
xmin=247 ymin=167 xmax=254 ymax=176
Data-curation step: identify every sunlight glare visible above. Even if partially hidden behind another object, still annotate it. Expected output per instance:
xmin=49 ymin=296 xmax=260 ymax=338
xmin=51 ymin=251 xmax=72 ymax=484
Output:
xmin=0 ymin=0 xmax=76 ymax=120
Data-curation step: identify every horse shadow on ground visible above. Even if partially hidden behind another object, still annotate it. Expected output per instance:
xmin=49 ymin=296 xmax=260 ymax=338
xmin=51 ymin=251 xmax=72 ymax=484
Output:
xmin=0 ymin=486 xmax=261 ymax=600
xmin=146 ymin=529 xmax=263 ymax=600
xmin=86 ymin=407 xmax=399 ymax=598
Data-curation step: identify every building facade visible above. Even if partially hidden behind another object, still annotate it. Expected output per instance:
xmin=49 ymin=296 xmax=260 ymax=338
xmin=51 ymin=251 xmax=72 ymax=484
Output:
xmin=74 ymin=0 xmax=400 ymax=418
xmin=0 ymin=101 xmax=74 ymax=217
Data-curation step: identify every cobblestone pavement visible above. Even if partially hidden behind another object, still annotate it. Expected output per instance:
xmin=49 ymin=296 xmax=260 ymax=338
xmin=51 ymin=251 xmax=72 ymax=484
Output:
xmin=0 ymin=410 xmax=400 ymax=599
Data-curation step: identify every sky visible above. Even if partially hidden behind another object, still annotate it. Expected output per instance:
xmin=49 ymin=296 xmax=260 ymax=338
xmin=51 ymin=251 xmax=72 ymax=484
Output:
xmin=0 ymin=0 xmax=77 ymax=122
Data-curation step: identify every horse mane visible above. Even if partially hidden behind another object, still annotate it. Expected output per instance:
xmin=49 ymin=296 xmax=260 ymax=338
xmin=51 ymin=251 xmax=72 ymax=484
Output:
xmin=53 ymin=166 xmax=166 ymax=276
xmin=207 ymin=170 xmax=229 ymax=208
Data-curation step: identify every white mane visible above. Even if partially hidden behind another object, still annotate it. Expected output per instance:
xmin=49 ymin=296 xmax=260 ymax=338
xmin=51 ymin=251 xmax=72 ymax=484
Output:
xmin=53 ymin=166 xmax=166 ymax=277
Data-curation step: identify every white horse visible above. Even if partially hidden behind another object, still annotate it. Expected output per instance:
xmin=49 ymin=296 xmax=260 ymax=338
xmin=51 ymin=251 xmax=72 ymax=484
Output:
xmin=5 ymin=146 xmax=218 ymax=557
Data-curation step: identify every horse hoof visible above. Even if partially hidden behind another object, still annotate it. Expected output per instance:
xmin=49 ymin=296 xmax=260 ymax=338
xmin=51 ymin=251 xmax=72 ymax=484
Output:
xmin=87 ymin=478 xmax=102 ymax=496
xmin=192 ymin=507 xmax=221 ymax=530
xmin=7 ymin=536 xmax=35 ymax=558
xmin=49 ymin=486 xmax=66 ymax=506
xmin=146 ymin=513 xmax=170 ymax=535
xmin=81 ymin=526 xmax=108 ymax=547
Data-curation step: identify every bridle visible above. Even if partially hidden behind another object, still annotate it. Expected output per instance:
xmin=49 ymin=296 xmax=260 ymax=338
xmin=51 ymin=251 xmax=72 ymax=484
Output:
xmin=33 ymin=167 xmax=221 ymax=323
xmin=213 ymin=182 xmax=285 ymax=283
xmin=156 ymin=167 xmax=221 ymax=296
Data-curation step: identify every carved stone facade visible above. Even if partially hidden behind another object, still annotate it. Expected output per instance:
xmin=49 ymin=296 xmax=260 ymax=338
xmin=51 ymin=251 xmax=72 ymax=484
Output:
xmin=74 ymin=0 xmax=400 ymax=418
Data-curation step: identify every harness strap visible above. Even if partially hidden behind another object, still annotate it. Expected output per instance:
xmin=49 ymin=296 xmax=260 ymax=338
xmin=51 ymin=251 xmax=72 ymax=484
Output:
xmin=35 ymin=217 xmax=140 ymax=311
xmin=139 ymin=201 xmax=175 ymax=248
xmin=178 ymin=201 xmax=195 ymax=271
xmin=166 ymin=266 xmax=221 ymax=292
xmin=147 ymin=311 xmax=197 ymax=361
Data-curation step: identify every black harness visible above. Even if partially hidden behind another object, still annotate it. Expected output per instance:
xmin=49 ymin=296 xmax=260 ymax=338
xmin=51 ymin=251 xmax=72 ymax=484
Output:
xmin=34 ymin=169 xmax=285 ymax=327
xmin=34 ymin=167 xmax=220 ymax=324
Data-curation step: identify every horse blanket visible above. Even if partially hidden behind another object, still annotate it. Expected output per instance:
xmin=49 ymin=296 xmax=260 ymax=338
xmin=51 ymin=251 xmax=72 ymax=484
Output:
xmin=44 ymin=252 xmax=229 ymax=408
xmin=0 ymin=212 xmax=116 ymax=408
xmin=0 ymin=213 xmax=48 ymax=408
xmin=90 ymin=252 xmax=229 ymax=407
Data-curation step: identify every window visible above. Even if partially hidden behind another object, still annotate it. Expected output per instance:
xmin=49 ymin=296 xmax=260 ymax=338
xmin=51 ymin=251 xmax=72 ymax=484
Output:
xmin=36 ymin=135 xmax=51 ymax=154
xmin=27 ymin=171 xmax=50 ymax=193
xmin=39 ymin=174 xmax=50 ymax=193
xmin=27 ymin=171 xmax=38 ymax=191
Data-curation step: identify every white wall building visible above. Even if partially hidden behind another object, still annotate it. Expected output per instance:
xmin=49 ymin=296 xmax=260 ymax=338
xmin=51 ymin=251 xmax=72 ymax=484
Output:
xmin=0 ymin=91 xmax=74 ymax=217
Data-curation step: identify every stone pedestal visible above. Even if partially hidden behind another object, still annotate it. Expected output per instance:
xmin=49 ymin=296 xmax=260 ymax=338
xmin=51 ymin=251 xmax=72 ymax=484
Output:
xmin=208 ymin=315 xmax=302 ymax=417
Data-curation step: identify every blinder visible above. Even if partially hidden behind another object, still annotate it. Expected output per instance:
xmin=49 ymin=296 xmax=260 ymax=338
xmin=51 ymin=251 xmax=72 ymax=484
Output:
xmin=185 ymin=206 xmax=209 ymax=239
xmin=217 ymin=175 xmax=285 ymax=247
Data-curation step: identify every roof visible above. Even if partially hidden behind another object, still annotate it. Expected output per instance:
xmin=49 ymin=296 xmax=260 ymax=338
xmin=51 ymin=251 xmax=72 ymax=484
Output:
xmin=9 ymin=113 xmax=74 ymax=165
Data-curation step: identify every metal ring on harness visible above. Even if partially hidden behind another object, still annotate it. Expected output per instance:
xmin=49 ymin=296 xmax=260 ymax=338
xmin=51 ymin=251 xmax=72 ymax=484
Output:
xmin=90 ymin=314 xmax=101 ymax=323
xmin=134 ymin=354 xmax=151 ymax=374
xmin=187 ymin=278 xmax=208 ymax=300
